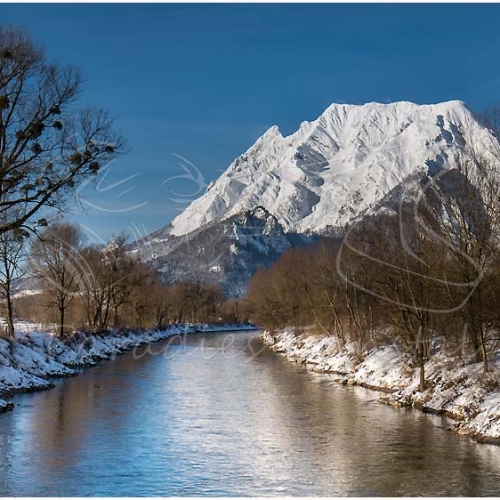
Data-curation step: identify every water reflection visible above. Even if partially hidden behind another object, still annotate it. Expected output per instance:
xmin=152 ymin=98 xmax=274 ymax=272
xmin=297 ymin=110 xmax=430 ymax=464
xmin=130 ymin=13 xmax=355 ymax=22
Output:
xmin=0 ymin=331 xmax=500 ymax=496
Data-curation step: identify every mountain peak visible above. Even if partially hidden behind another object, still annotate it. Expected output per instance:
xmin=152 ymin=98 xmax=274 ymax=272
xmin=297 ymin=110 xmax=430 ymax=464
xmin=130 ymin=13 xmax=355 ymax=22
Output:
xmin=322 ymin=99 xmax=468 ymax=113
xmin=167 ymin=100 xmax=493 ymax=237
xmin=261 ymin=124 xmax=282 ymax=138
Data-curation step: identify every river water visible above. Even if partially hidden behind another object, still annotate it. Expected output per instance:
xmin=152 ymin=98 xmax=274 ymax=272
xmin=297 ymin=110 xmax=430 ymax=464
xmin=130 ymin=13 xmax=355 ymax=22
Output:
xmin=1 ymin=330 xmax=500 ymax=496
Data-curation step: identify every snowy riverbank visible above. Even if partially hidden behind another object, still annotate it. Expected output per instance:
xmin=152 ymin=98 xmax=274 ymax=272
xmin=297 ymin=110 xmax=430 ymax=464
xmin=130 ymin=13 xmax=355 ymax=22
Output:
xmin=261 ymin=329 xmax=500 ymax=445
xmin=0 ymin=322 xmax=255 ymax=412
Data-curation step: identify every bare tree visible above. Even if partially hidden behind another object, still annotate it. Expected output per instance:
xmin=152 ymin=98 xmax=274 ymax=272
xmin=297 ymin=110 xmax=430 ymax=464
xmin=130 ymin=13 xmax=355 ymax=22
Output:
xmin=148 ymin=280 xmax=173 ymax=329
xmin=427 ymin=154 xmax=500 ymax=372
xmin=247 ymin=268 xmax=285 ymax=329
xmin=78 ymin=244 xmax=114 ymax=332
xmin=78 ymin=237 xmax=128 ymax=332
xmin=29 ymin=222 xmax=85 ymax=336
xmin=219 ymin=298 xmax=248 ymax=324
xmin=0 ymin=219 xmax=25 ymax=338
xmin=119 ymin=259 xmax=159 ymax=329
xmin=0 ymin=25 xmax=123 ymax=236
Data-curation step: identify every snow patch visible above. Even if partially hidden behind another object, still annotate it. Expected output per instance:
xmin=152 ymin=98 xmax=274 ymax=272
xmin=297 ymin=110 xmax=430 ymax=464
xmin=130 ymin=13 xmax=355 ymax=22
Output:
xmin=262 ymin=329 xmax=500 ymax=444
xmin=0 ymin=321 xmax=256 ymax=411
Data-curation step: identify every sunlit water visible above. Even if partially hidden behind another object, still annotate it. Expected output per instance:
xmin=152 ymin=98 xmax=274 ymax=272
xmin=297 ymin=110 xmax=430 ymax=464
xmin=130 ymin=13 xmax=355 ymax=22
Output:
xmin=1 ymin=331 xmax=500 ymax=496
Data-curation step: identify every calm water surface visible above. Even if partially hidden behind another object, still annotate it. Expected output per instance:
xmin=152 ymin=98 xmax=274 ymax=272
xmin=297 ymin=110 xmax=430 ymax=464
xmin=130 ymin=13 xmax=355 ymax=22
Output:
xmin=1 ymin=330 xmax=500 ymax=496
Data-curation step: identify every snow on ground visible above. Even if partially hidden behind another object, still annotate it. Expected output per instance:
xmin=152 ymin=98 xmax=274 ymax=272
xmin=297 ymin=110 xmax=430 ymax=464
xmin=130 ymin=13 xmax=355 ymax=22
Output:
xmin=0 ymin=398 xmax=11 ymax=411
xmin=0 ymin=320 xmax=255 ymax=412
xmin=262 ymin=329 xmax=500 ymax=445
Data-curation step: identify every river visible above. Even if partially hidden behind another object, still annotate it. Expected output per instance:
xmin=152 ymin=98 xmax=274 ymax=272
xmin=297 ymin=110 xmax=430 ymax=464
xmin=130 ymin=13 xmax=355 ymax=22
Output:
xmin=1 ymin=330 xmax=500 ymax=496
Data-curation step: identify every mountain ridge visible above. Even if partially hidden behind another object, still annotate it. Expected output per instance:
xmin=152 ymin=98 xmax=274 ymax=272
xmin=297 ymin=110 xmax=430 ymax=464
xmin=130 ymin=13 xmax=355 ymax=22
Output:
xmin=167 ymin=100 xmax=490 ymax=237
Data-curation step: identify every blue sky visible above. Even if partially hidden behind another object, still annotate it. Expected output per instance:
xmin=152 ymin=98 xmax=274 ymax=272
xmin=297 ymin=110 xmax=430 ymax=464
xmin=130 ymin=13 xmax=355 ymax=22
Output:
xmin=2 ymin=3 xmax=500 ymax=243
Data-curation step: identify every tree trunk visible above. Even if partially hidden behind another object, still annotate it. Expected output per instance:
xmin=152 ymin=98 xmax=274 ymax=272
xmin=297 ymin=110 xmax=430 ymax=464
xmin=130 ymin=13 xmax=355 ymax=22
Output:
xmin=416 ymin=325 xmax=426 ymax=392
xmin=419 ymin=352 xmax=426 ymax=392
xmin=113 ymin=305 xmax=119 ymax=328
xmin=5 ymin=285 xmax=15 ymax=339
xmin=59 ymin=304 xmax=65 ymax=338
xmin=480 ymin=328 xmax=489 ymax=373
xmin=469 ymin=290 xmax=488 ymax=371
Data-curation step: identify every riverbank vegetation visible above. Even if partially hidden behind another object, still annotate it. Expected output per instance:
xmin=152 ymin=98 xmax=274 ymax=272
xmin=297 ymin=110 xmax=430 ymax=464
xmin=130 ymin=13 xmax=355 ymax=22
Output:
xmin=3 ymin=222 xmax=249 ymax=336
xmin=247 ymin=136 xmax=500 ymax=391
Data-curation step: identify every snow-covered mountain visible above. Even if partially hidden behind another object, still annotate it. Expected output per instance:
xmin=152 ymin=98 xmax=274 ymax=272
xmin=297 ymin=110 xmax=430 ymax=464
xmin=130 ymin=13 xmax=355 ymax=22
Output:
xmin=168 ymin=100 xmax=492 ymax=237
xmin=132 ymin=100 xmax=496 ymax=295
